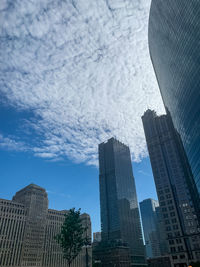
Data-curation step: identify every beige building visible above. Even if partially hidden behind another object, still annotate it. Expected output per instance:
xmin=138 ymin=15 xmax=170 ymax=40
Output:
xmin=0 ymin=184 xmax=92 ymax=267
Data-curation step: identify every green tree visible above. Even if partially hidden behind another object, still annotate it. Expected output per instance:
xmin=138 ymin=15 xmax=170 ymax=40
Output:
xmin=55 ymin=208 xmax=89 ymax=267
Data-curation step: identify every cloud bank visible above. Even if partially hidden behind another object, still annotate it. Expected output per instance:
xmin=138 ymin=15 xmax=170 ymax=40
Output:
xmin=0 ymin=0 xmax=164 ymax=165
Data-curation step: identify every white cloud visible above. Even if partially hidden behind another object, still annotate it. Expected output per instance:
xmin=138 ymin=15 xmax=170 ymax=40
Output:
xmin=0 ymin=134 xmax=27 ymax=152
xmin=0 ymin=0 xmax=164 ymax=165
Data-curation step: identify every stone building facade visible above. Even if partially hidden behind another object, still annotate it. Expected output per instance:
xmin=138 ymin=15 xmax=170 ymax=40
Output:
xmin=0 ymin=184 xmax=92 ymax=267
xmin=142 ymin=110 xmax=200 ymax=266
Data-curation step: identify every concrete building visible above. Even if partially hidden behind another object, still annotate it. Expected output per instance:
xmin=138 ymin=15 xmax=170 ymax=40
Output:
xmin=142 ymin=110 xmax=200 ymax=266
xmin=98 ymin=138 xmax=146 ymax=267
xmin=148 ymin=0 xmax=200 ymax=217
xmin=0 ymin=184 xmax=92 ymax=267
xmin=140 ymin=199 xmax=162 ymax=258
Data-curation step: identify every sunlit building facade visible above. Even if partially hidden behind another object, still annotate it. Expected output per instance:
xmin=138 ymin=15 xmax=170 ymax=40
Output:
xmin=99 ymin=138 xmax=146 ymax=267
xmin=0 ymin=184 xmax=92 ymax=267
xmin=148 ymin=0 xmax=200 ymax=217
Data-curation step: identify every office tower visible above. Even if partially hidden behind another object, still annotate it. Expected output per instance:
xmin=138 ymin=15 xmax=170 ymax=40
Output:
xmin=140 ymin=199 xmax=162 ymax=258
xmin=0 ymin=184 xmax=92 ymax=267
xmin=142 ymin=110 xmax=200 ymax=266
xmin=12 ymin=184 xmax=48 ymax=266
xmin=98 ymin=138 xmax=146 ymax=266
xmin=93 ymin=232 xmax=101 ymax=243
xmin=148 ymin=0 xmax=200 ymax=210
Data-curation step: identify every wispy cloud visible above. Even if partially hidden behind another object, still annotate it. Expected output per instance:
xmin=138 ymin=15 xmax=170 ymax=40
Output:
xmin=0 ymin=0 xmax=164 ymax=165
xmin=0 ymin=133 xmax=27 ymax=152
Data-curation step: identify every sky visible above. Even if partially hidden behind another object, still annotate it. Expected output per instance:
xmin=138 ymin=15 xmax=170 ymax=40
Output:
xmin=0 ymin=0 xmax=165 ymax=233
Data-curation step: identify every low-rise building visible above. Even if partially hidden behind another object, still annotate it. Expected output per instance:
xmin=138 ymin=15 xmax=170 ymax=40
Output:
xmin=0 ymin=184 xmax=92 ymax=267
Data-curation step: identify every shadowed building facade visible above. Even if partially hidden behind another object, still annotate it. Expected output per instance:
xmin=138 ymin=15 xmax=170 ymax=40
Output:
xmin=148 ymin=0 xmax=200 ymax=216
xmin=0 ymin=184 xmax=92 ymax=267
xmin=142 ymin=110 xmax=200 ymax=266
xmin=98 ymin=138 xmax=146 ymax=267
xmin=140 ymin=199 xmax=164 ymax=259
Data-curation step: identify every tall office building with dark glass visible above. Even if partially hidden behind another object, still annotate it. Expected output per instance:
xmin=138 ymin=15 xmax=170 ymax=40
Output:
xmin=140 ymin=199 xmax=164 ymax=259
xmin=148 ymin=0 xmax=200 ymax=212
xmin=142 ymin=110 xmax=200 ymax=266
xmin=98 ymin=138 xmax=146 ymax=267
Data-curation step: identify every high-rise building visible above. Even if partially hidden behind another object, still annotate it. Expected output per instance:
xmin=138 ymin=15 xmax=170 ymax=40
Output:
xmin=98 ymin=138 xmax=146 ymax=267
xmin=142 ymin=110 xmax=200 ymax=266
xmin=140 ymin=199 xmax=162 ymax=258
xmin=93 ymin=232 xmax=101 ymax=243
xmin=0 ymin=184 xmax=92 ymax=267
xmin=148 ymin=0 xmax=200 ymax=210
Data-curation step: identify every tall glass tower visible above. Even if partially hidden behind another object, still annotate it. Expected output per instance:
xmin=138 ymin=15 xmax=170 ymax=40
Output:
xmin=98 ymin=138 xmax=146 ymax=266
xmin=140 ymin=199 xmax=162 ymax=259
xmin=148 ymin=0 xmax=200 ymax=209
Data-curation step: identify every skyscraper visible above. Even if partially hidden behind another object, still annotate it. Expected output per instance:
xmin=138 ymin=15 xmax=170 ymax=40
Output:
xmin=142 ymin=110 xmax=200 ymax=266
xmin=148 ymin=0 xmax=200 ymax=209
xmin=98 ymin=138 xmax=146 ymax=266
xmin=0 ymin=184 xmax=92 ymax=267
xmin=140 ymin=199 xmax=162 ymax=258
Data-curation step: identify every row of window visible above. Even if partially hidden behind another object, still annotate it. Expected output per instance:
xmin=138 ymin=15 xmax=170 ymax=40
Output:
xmin=0 ymin=201 xmax=24 ymax=208
xmin=166 ymin=224 xmax=179 ymax=231
xmin=172 ymin=254 xmax=185 ymax=260
xmin=169 ymin=238 xmax=182 ymax=245
xmin=0 ymin=206 xmax=25 ymax=214
xmin=170 ymin=245 xmax=184 ymax=253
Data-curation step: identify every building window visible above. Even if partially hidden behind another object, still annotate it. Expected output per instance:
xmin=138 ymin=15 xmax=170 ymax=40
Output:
xmin=170 ymin=247 xmax=176 ymax=253
xmin=162 ymin=208 xmax=167 ymax=212
xmin=166 ymin=226 xmax=171 ymax=231
xmin=178 ymin=246 xmax=184 ymax=252
xmin=175 ymin=232 xmax=180 ymax=237
xmin=160 ymin=201 xmax=166 ymax=206
xmin=167 ymin=233 xmax=173 ymax=238
xmin=180 ymin=254 xmax=185 ymax=259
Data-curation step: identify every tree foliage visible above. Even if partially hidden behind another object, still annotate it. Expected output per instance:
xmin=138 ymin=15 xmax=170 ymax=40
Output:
xmin=55 ymin=208 xmax=89 ymax=267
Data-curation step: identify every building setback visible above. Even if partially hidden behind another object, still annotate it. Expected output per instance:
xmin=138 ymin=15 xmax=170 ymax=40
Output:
xmin=0 ymin=184 xmax=92 ymax=267
xmin=148 ymin=0 xmax=200 ymax=213
xmin=98 ymin=138 xmax=146 ymax=267
xmin=142 ymin=110 xmax=200 ymax=266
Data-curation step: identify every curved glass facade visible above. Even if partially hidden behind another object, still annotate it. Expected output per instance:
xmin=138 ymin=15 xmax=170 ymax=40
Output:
xmin=148 ymin=1 xmax=200 ymax=200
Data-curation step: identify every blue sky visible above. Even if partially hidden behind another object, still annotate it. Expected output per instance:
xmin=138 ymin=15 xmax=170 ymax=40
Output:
xmin=0 ymin=143 xmax=157 ymax=233
xmin=0 ymin=104 xmax=157 ymax=233
xmin=0 ymin=0 xmax=164 ymax=233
